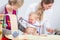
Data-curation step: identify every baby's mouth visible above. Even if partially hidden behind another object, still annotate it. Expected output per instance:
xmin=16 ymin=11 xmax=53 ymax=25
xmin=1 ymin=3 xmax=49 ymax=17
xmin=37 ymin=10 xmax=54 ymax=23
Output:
xmin=28 ymin=20 xmax=33 ymax=24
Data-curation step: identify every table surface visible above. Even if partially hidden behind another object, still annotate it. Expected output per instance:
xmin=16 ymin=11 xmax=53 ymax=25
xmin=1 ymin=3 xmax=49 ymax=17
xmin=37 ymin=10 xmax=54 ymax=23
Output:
xmin=5 ymin=35 xmax=60 ymax=40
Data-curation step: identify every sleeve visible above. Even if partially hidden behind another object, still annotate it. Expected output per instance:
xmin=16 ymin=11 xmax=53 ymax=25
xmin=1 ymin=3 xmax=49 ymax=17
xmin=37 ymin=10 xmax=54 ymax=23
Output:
xmin=43 ymin=20 xmax=55 ymax=34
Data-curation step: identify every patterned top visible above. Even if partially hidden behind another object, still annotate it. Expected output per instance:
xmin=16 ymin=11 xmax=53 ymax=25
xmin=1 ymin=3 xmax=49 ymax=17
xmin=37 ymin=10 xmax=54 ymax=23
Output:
xmin=5 ymin=7 xmax=16 ymax=30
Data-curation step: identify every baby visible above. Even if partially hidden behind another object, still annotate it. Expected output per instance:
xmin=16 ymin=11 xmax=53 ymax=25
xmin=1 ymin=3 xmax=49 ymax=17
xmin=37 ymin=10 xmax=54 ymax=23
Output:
xmin=28 ymin=12 xmax=42 ymax=34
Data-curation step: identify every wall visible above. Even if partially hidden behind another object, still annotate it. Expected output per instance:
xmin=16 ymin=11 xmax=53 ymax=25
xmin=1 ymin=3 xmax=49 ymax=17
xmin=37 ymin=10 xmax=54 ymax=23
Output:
xmin=0 ymin=0 xmax=60 ymax=30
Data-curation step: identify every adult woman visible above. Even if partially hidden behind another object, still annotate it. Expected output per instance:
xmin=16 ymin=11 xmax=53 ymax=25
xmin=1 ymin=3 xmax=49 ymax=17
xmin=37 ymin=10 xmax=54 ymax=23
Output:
xmin=0 ymin=0 xmax=24 ymax=40
xmin=25 ymin=0 xmax=54 ymax=35
xmin=36 ymin=0 xmax=54 ymax=35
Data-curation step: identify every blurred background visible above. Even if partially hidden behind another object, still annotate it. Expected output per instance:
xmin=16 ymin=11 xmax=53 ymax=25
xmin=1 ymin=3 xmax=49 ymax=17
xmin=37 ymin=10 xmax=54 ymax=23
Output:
xmin=0 ymin=0 xmax=60 ymax=31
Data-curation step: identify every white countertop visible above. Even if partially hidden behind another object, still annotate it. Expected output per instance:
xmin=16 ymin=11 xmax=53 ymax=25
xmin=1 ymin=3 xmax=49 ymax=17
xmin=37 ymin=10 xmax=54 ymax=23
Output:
xmin=5 ymin=35 xmax=60 ymax=40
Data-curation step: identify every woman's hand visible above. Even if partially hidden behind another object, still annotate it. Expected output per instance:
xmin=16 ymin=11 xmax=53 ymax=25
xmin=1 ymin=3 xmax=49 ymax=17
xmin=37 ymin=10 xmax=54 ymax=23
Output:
xmin=46 ymin=28 xmax=54 ymax=34
xmin=0 ymin=14 xmax=4 ymax=17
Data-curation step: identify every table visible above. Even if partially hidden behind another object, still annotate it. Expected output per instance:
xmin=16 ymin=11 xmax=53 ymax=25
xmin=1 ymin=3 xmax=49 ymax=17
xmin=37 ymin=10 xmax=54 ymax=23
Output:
xmin=5 ymin=35 xmax=60 ymax=40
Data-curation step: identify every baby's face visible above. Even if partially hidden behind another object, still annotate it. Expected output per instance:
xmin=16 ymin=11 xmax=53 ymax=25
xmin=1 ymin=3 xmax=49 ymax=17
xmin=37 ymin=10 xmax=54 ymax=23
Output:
xmin=25 ymin=27 xmax=36 ymax=35
xmin=28 ymin=14 xmax=38 ymax=24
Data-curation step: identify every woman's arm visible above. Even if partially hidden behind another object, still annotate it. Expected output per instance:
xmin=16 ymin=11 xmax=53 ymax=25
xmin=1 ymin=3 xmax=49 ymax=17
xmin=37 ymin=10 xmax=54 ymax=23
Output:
xmin=44 ymin=20 xmax=55 ymax=35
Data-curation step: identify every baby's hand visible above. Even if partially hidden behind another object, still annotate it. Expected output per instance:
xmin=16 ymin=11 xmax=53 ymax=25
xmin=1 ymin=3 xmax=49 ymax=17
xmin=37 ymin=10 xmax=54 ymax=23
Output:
xmin=19 ymin=17 xmax=22 ymax=20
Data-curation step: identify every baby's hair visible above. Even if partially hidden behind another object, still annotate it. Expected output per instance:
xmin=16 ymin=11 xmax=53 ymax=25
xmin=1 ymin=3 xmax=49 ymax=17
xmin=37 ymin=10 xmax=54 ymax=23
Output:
xmin=29 ymin=12 xmax=39 ymax=21
xmin=29 ymin=12 xmax=37 ymax=16
xmin=29 ymin=12 xmax=39 ymax=18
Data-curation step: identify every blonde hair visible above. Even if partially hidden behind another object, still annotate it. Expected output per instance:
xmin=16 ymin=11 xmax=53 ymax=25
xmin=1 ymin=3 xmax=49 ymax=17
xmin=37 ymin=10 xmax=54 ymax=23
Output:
xmin=29 ymin=12 xmax=37 ymax=16
xmin=8 ymin=0 xmax=24 ymax=7
xmin=36 ymin=0 xmax=54 ymax=21
xmin=29 ymin=12 xmax=39 ymax=21
xmin=36 ymin=9 xmax=44 ymax=21
xmin=36 ymin=2 xmax=44 ymax=21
